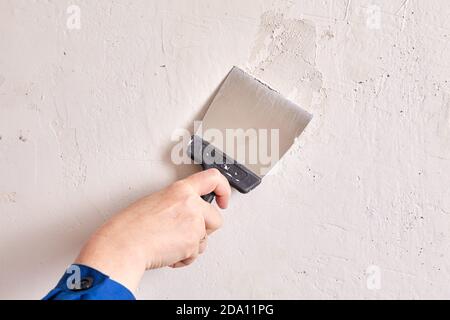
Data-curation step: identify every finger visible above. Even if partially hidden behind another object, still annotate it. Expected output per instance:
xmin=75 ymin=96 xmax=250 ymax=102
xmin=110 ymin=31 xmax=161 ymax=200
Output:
xmin=170 ymin=261 xmax=188 ymax=268
xmin=199 ymin=237 xmax=208 ymax=254
xmin=170 ymin=261 xmax=190 ymax=268
xmin=170 ymin=255 xmax=198 ymax=268
xmin=169 ymin=243 xmax=200 ymax=268
xmin=196 ymin=199 xmax=223 ymax=234
xmin=184 ymin=169 xmax=231 ymax=209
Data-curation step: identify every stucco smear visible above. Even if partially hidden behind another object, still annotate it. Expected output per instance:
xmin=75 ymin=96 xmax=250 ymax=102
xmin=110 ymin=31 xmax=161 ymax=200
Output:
xmin=1 ymin=0 xmax=450 ymax=299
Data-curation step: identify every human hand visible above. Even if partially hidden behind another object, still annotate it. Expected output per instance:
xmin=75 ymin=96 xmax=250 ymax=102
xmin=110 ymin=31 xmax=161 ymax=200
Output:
xmin=74 ymin=169 xmax=231 ymax=292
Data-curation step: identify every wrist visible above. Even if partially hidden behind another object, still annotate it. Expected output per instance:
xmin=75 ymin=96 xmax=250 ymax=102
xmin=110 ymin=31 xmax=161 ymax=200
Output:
xmin=75 ymin=232 xmax=146 ymax=293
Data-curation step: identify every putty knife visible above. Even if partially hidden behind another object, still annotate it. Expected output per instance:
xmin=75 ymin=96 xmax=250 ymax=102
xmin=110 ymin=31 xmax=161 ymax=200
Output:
xmin=188 ymin=67 xmax=312 ymax=203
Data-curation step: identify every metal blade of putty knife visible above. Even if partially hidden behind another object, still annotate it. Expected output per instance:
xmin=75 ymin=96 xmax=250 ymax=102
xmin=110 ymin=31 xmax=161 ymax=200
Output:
xmin=188 ymin=66 xmax=312 ymax=203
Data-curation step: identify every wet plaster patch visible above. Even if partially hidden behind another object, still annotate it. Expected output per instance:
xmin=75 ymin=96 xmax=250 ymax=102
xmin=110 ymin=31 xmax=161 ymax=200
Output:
xmin=248 ymin=11 xmax=324 ymax=110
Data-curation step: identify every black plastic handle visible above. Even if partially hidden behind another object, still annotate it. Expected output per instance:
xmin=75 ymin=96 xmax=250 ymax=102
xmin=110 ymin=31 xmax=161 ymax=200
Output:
xmin=187 ymin=135 xmax=262 ymax=204
xmin=201 ymin=192 xmax=215 ymax=203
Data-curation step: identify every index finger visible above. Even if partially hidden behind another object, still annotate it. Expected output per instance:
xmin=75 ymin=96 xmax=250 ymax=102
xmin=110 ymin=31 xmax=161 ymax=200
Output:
xmin=184 ymin=169 xmax=231 ymax=209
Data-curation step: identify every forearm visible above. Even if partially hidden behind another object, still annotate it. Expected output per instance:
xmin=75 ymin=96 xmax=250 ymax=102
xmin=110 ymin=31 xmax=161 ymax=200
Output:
xmin=43 ymin=169 xmax=230 ymax=300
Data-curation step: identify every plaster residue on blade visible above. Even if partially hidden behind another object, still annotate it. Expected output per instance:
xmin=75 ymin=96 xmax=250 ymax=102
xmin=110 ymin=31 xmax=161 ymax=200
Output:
xmin=197 ymin=67 xmax=312 ymax=177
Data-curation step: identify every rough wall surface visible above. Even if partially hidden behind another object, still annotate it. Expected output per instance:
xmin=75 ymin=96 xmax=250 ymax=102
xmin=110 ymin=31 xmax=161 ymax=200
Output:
xmin=0 ymin=0 xmax=449 ymax=299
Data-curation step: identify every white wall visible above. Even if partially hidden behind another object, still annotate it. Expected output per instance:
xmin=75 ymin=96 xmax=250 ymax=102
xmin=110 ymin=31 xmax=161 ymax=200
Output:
xmin=1 ymin=0 xmax=449 ymax=299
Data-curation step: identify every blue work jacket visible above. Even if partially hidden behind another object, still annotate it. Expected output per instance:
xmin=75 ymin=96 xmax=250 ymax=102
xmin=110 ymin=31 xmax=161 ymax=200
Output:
xmin=43 ymin=264 xmax=135 ymax=300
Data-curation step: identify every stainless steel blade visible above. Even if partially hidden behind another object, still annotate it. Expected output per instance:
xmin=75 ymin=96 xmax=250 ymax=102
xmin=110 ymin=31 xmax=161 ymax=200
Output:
xmin=196 ymin=67 xmax=312 ymax=177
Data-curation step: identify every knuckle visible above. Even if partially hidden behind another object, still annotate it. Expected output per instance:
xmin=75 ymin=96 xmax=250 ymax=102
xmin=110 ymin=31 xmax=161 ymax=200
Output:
xmin=209 ymin=168 xmax=222 ymax=179
xmin=183 ymin=235 xmax=199 ymax=257
xmin=180 ymin=205 xmax=204 ymax=228
xmin=186 ymin=230 xmax=201 ymax=245
xmin=181 ymin=194 xmax=200 ymax=212
xmin=209 ymin=208 xmax=224 ymax=230
xmin=191 ymin=218 xmax=205 ymax=235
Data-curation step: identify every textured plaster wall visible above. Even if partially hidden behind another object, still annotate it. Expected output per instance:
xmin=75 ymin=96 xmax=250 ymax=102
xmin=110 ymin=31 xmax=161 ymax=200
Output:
xmin=1 ymin=0 xmax=450 ymax=299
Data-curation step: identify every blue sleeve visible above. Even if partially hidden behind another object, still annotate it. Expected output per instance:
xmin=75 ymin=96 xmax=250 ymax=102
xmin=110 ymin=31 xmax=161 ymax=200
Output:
xmin=43 ymin=264 xmax=136 ymax=300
